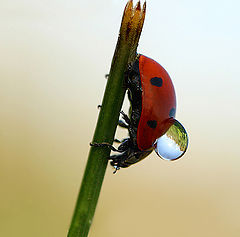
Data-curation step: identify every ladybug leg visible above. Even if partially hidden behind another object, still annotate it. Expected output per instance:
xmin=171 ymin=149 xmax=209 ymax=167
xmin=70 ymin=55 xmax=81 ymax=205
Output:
xmin=90 ymin=142 xmax=126 ymax=153
xmin=114 ymin=138 xmax=130 ymax=144
xmin=118 ymin=120 xmax=129 ymax=128
xmin=120 ymin=111 xmax=131 ymax=125
xmin=109 ymin=154 xmax=126 ymax=172
xmin=127 ymin=90 xmax=133 ymax=103
xmin=113 ymin=166 xmax=120 ymax=174
xmin=109 ymin=139 xmax=133 ymax=171
xmin=117 ymin=111 xmax=130 ymax=128
xmin=113 ymin=139 xmax=121 ymax=143
xmin=117 ymin=138 xmax=131 ymax=151
xmin=113 ymin=138 xmax=129 ymax=143
xmin=110 ymin=149 xmax=152 ymax=171
xmin=110 ymin=153 xmax=129 ymax=173
xmin=97 ymin=106 xmax=129 ymax=126
xmin=91 ymin=138 xmax=130 ymax=152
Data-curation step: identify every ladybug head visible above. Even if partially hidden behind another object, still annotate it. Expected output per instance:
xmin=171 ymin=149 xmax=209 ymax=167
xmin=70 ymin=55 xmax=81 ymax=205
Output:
xmin=153 ymin=119 xmax=188 ymax=161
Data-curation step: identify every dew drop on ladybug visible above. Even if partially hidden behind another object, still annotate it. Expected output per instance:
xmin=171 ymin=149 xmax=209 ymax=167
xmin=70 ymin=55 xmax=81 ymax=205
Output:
xmin=153 ymin=119 xmax=188 ymax=161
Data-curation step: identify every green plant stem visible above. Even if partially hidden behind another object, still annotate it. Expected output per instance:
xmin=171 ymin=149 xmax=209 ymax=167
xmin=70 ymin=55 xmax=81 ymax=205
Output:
xmin=67 ymin=49 xmax=128 ymax=237
xmin=67 ymin=1 xmax=146 ymax=237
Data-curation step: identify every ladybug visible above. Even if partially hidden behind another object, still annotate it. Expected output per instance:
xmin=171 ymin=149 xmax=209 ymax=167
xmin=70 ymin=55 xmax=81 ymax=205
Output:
xmin=91 ymin=54 xmax=188 ymax=173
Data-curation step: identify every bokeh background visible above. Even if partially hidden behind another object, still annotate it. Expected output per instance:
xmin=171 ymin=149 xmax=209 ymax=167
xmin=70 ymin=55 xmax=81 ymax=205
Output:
xmin=1 ymin=0 xmax=240 ymax=236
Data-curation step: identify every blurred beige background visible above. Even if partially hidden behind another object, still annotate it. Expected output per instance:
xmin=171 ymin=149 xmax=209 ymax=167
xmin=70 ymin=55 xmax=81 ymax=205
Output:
xmin=1 ymin=0 xmax=240 ymax=236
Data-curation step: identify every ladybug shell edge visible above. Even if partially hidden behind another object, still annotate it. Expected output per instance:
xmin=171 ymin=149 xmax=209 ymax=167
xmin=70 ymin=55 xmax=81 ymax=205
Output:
xmin=136 ymin=55 xmax=177 ymax=150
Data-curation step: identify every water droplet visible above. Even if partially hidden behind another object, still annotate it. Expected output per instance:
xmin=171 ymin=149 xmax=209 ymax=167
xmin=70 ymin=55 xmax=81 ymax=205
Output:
xmin=153 ymin=119 xmax=188 ymax=161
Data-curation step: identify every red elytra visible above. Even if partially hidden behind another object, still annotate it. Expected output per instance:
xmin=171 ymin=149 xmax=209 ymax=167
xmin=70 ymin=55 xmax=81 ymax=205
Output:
xmin=137 ymin=55 xmax=176 ymax=150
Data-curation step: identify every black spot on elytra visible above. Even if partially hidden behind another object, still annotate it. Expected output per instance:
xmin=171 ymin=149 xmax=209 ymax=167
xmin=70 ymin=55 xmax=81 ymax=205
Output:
xmin=147 ymin=120 xmax=157 ymax=129
xmin=169 ymin=107 xmax=176 ymax=118
xmin=150 ymin=77 xmax=163 ymax=87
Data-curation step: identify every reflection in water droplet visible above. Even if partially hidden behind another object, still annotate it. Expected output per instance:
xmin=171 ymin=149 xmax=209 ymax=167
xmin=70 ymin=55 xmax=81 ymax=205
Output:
xmin=153 ymin=119 xmax=188 ymax=161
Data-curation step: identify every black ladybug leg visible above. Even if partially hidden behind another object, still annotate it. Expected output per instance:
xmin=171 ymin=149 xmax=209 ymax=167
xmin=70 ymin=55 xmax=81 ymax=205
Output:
xmin=120 ymin=111 xmax=131 ymax=125
xmin=114 ymin=138 xmax=129 ymax=144
xmin=118 ymin=120 xmax=129 ymax=128
xmin=109 ymin=152 xmax=129 ymax=172
xmin=90 ymin=142 xmax=123 ymax=152
xmin=90 ymin=138 xmax=130 ymax=152
xmin=117 ymin=138 xmax=130 ymax=151
xmin=127 ymin=90 xmax=133 ymax=103
xmin=113 ymin=167 xmax=120 ymax=174
xmin=114 ymin=139 xmax=121 ymax=143
xmin=109 ymin=154 xmax=123 ymax=174
xmin=97 ymin=105 xmax=129 ymax=126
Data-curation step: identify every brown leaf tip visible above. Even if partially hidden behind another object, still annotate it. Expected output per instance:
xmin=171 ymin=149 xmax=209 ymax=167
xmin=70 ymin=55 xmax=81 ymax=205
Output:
xmin=120 ymin=0 xmax=146 ymax=43
xmin=125 ymin=0 xmax=133 ymax=13
xmin=135 ymin=1 xmax=141 ymax=11
xmin=142 ymin=1 xmax=146 ymax=13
